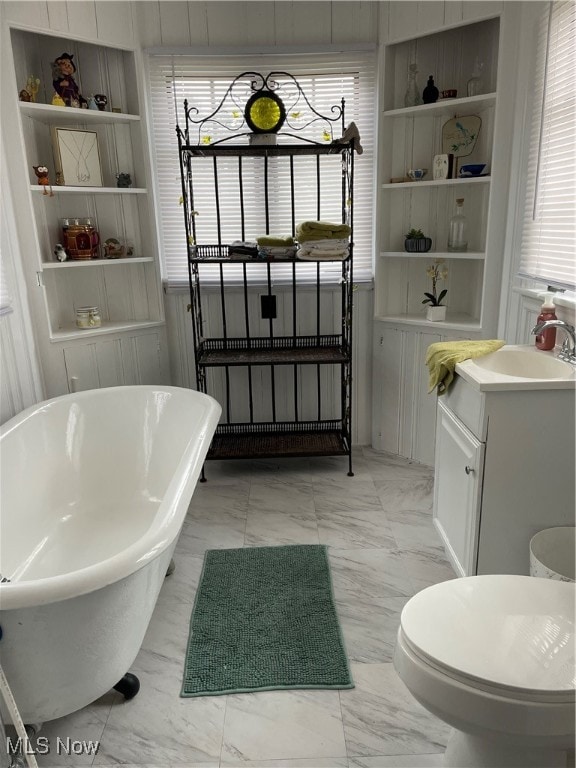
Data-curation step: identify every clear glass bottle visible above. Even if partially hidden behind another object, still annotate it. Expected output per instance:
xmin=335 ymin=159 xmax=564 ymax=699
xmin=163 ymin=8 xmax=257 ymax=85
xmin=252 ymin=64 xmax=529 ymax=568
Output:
xmin=447 ymin=198 xmax=468 ymax=252
xmin=404 ymin=64 xmax=423 ymax=107
xmin=467 ymin=58 xmax=485 ymax=97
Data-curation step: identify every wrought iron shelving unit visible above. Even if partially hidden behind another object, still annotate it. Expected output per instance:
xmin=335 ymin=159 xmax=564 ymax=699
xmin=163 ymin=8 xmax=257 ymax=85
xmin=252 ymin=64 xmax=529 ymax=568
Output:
xmin=177 ymin=72 xmax=355 ymax=475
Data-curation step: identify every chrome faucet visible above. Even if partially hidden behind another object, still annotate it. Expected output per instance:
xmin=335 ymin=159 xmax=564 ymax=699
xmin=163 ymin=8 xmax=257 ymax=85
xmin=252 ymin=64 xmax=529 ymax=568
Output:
xmin=531 ymin=319 xmax=576 ymax=363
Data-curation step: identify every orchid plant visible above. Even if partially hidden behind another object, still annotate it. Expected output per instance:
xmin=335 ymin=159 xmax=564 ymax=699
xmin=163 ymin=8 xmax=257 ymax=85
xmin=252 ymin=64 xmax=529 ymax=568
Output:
xmin=422 ymin=259 xmax=448 ymax=307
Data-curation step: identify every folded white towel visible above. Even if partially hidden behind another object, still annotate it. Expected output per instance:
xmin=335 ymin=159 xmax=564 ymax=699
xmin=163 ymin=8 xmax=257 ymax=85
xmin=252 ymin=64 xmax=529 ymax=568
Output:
xmin=297 ymin=246 xmax=349 ymax=261
xmin=298 ymin=238 xmax=349 ymax=251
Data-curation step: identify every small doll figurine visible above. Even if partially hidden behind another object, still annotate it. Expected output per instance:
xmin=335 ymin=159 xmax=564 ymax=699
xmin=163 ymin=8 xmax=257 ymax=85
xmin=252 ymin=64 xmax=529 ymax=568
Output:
xmin=33 ymin=166 xmax=54 ymax=196
xmin=94 ymin=94 xmax=108 ymax=111
xmin=54 ymin=244 xmax=67 ymax=262
xmin=52 ymin=52 xmax=87 ymax=108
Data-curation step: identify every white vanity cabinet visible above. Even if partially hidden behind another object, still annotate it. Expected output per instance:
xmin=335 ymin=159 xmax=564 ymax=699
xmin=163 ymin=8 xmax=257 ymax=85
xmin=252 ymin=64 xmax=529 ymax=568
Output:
xmin=433 ymin=372 xmax=575 ymax=576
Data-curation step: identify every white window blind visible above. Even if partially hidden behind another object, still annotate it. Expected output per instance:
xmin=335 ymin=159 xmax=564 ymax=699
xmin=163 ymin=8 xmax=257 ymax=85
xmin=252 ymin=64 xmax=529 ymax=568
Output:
xmin=147 ymin=51 xmax=376 ymax=287
xmin=519 ymin=1 xmax=576 ymax=289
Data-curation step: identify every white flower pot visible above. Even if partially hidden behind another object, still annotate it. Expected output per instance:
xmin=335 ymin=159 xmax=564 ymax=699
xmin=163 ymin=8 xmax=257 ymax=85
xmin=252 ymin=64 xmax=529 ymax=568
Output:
xmin=426 ymin=305 xmax=446 ymax=322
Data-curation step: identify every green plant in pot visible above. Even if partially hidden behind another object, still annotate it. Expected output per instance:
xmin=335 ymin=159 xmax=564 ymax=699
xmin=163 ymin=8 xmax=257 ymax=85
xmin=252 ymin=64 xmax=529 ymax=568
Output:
xmin=404 ymin=228 xmax=432 ymax=253
xmin=423 ymin=259 xmax=448 ymax=321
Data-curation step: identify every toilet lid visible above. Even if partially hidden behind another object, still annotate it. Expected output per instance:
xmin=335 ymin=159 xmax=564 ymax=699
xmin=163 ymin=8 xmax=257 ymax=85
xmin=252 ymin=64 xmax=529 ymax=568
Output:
xmin=401 ymin=575 xmax=576 ymax=695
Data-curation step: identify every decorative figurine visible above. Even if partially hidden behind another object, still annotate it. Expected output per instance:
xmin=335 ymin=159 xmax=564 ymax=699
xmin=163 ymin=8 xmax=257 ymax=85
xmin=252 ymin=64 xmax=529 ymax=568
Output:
xmin=26 ymin=76 xmax=40 ymax=102
xmin=116 ymin=172 xmax=132 ymax=188
xmin=103 ymin=238 xmax=125 ymax=258
xmin=52 ymin=52 xmax=87 ymax=108
xmin=33 ymin=165 xmax=54 ymax=196
xmin=54 ymin=243 xmax=68 ymax=262
xmin=94 ymin=94 xmax=108 ymax=111
xmin=51 ymin=92 xmax=66 ymax=107
xmin=87 ymin=96 xmax=99 ymax=110
xmin=19 ymin=89 xmax=31 ymax=102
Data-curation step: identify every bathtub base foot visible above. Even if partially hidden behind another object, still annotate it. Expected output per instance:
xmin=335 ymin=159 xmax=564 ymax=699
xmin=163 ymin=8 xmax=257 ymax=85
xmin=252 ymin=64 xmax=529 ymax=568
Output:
xmin=113 ymin=672 xmax=140 ymax=700
xmin=165 ymin=558 xmax=176 ymax=577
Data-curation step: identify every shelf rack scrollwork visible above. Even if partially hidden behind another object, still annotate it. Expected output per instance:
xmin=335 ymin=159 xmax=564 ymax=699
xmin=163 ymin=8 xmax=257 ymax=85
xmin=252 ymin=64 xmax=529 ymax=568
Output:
xmin=176 ymin=71 xmax=346 ymax=147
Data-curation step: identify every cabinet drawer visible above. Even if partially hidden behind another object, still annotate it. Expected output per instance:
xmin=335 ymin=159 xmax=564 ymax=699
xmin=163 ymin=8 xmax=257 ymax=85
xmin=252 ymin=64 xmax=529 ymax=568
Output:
xmin=443 ymin=375 xmax=486 ymax=440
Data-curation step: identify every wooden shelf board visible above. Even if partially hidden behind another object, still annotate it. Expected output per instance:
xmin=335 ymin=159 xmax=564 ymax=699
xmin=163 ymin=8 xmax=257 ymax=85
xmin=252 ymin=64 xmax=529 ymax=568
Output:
xmin=379 ymin=251 xmax=486 ymax=260
xmin=19 ymin=102 xmax=140 ymax=124
xmin=30 ymin=185 xmax=146 ymax=194
xmin=50 ymin=320 xmax=164 ymax=342
xmin=382 ymin=176 xmax=490 ymax=190
xmin=382 ymin=93 xmax=497 ymax=119
xmin=42 ymin=257 xmax=153 ymax=269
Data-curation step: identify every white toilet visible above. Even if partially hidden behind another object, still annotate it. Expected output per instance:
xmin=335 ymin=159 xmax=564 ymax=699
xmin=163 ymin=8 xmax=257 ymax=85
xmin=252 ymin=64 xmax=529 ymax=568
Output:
xmin=394 ymin=575 xmax=575 ymax=768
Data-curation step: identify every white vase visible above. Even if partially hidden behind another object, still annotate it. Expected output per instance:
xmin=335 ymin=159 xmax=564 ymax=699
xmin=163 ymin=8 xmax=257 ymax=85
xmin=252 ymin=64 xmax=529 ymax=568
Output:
xmin=426 ymin=305 xmax=447 ymax=322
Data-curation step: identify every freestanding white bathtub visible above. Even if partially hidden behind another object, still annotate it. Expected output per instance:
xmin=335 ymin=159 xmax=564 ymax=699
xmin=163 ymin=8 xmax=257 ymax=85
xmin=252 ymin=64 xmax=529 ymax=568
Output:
xmin=0 ymin=386 xmax=220 ymax=724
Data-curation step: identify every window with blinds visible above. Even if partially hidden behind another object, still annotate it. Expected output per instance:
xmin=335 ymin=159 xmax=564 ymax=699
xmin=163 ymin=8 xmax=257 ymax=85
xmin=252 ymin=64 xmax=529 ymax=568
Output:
xmin=519 ymin=1 xmax=576 ymax=289
xmin=147 ymin=51 xmax=376 ymax=287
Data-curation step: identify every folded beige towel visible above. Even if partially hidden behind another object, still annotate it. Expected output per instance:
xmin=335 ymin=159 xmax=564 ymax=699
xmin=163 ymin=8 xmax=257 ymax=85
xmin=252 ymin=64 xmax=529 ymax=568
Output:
xmin=426 ymin=339 xmax=506 ymax=395
xmin=296 ymin=221 xmax=351 ymax=242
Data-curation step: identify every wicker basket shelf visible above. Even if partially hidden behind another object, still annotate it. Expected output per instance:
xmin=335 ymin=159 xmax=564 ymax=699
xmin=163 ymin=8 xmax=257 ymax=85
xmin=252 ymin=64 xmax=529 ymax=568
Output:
xmin=197 ymin=336 xmax=349 ymax=366
xmin=207 ymin=422 xmax=349 ymax=459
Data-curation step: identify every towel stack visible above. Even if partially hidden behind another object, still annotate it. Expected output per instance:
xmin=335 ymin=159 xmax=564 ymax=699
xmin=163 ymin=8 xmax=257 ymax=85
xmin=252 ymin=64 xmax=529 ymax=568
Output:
xmin=228 ymin=240 xmax=258 ymax=259
xmin=296 ymin=221 xmax=351 ymax=261
xmin=256 ymin=235 xmax=297 ymax=259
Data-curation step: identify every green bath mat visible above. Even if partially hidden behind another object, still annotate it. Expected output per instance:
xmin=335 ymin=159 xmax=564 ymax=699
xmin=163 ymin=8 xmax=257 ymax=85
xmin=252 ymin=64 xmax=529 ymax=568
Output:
xmin=181 ymin=544 xmax=353 ymax=697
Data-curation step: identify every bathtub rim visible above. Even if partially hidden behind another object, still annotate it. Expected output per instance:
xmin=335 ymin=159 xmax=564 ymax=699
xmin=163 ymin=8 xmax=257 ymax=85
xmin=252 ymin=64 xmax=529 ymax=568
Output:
xmin=0 ymin=385 xmax=221 ymax=610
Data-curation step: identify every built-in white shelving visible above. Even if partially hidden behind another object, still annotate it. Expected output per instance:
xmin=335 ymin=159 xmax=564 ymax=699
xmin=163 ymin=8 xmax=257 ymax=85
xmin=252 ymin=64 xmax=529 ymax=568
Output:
xmin=7 ymin=24 xmax=168 ymax=394
xmin=374 ymin=312 xmax=481 ymax=330
xmin=379 ymin=251 xmax=486 ymax=260
xmin=42 ymin=257 xmax=154 ymax=269
xmin=381 ymin=176 xmax=490 ymax=189
xmin=382 ymin=92 xmax=497 ymax=119
xmin=30 ymin=185 xmax=147 ymax=194
xmin=19 ymin=101 xmax=140 ymax=124
xmin=51 ymin=320 xmax=165 ymax=342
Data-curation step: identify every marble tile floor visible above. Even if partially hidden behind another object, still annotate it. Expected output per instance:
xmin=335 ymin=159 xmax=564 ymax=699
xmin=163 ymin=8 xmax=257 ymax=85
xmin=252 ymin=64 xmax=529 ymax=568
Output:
xmin=32 ymin=447 xmax=456 ymax=768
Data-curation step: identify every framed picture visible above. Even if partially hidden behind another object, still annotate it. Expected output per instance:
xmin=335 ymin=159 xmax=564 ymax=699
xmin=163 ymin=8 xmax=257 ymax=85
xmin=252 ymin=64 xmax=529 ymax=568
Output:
xmin=51 ymin=128 xmax=103 ymax=187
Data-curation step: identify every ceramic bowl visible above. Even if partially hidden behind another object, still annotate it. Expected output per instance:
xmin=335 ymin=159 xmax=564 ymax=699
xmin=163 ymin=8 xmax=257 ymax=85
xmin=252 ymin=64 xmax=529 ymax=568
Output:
xmin=459 ymin=163 xmax=486 ymax=177
xmin=407 ymin=169 xmax=428 ymax=181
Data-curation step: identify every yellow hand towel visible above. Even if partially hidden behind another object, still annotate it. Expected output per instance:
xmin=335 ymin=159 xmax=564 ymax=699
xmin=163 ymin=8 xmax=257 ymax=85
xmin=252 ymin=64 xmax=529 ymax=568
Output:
xmin=426 ymin=339 xmax=506 ymax=395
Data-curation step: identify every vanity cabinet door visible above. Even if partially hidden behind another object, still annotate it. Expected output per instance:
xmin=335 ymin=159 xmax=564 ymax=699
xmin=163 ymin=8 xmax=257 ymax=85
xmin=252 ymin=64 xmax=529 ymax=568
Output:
xmin=433 ymin=400 xmax=485 ymax=576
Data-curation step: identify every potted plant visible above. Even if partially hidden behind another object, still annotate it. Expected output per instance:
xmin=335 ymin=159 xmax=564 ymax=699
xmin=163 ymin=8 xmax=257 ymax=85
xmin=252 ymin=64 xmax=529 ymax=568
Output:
xmin=423 ymin=259 xmax=448 ymax=321
xmin=404 ymin=228 xmax=432 ymax=253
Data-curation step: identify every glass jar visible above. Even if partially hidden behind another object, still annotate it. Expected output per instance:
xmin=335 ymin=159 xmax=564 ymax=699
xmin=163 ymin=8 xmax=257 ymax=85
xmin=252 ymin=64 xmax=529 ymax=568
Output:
xmin=447 ymin=198 xmax=468 ymax=252
xmin=75 ymin=306 xmax=102 ymax=329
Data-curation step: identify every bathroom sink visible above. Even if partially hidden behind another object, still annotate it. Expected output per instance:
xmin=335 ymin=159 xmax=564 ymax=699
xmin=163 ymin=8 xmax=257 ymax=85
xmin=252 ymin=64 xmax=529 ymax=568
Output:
xmin=456 ymin=345 xmax=576 ymax=391
xmin=471 ymin=348 xmax=574 ymax=378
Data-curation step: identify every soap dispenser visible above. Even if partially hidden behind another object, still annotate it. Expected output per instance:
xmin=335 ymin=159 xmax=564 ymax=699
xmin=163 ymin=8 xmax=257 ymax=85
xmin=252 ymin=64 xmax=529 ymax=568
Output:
xmin=534 ymin=292 xmax=557 ymax=351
